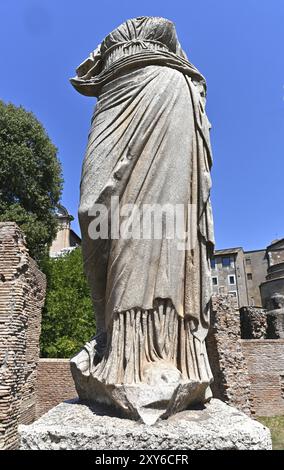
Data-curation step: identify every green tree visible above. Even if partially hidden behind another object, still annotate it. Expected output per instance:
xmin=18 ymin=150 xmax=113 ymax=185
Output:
xmin=0 ymin=100 xmax=63 ymax=261
xmin=40 ymin=248 xmax=96 ymax=358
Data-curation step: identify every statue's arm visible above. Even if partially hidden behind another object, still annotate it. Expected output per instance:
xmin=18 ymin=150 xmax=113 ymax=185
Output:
xmin=75 ymin=44 xmax=102 ymax=79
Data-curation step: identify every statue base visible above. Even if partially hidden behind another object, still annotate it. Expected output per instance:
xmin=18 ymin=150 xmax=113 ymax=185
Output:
xmin=19 ymin=399 xmax=271 ymax=450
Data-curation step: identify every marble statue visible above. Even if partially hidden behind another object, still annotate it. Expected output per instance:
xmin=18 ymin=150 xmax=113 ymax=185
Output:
xmin=70 ymin=16 xmax=215 ymax=424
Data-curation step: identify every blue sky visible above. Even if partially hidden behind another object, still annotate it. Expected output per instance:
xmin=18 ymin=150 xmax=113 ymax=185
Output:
xmin=1 ymin=0 xmax=283 ymax=250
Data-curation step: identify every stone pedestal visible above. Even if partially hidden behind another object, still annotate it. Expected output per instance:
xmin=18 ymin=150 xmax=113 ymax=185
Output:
xmin=19 ymin=399 xmax=272 ymax=450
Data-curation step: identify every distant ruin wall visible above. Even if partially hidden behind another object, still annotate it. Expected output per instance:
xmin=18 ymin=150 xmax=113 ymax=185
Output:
xmin=0 ymin=223 xmax=46 ymax=450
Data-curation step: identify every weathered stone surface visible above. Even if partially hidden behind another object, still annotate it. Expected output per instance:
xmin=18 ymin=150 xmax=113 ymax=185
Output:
xmin=240 ymin=306 xmax=267 ymax=339
xmin=19 ymin=399 xmax=272 ymax=450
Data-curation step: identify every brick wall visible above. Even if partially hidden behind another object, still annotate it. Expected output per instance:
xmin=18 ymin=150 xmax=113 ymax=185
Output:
xmin=241 ymin=339 xmax=284 ymax=416
xmin=36 ymin=359 xmax=77 ymax=418
xmin=0 ymin=223 xmax=46 ymax=449
xmin=207 ymin=295 xmax=251 ymax=415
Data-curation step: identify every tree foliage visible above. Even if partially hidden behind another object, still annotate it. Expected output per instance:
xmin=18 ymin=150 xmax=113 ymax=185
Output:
xmin=40 ymin=248 xmax=96 ymax=358
xmin=0 ymin=100 xmax=63 ymax=261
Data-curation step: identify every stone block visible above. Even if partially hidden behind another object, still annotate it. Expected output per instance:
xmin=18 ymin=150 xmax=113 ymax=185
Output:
xmin=19 ymin=399 xmax=272 ymax=450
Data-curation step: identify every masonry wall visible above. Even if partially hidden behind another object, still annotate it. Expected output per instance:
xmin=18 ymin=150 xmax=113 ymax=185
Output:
xmin=36 ymin=359 xmax=77 ymax=418
xmin=240 ymin=306 xmax=267 ymax=339
xmin=241 ymin=339 xmax=284 ymax=416
xmin=206 ymin=295 xmax=251 ymax=415
xmin=0 ymin=223 xmax=46 ymax=449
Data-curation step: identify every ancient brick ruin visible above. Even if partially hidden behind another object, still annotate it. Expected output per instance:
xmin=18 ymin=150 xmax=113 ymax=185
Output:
xmin=0 ymin=223 xmax=46 ymax=450
xmin=207 ymin=295 xmax=251 ymax=415
xmin=207 ymin=296 xmax=284 ymax=416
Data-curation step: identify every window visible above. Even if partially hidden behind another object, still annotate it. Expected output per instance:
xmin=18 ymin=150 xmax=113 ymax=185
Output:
xmin=222 ymin=257 xmax=231 ymax=267
xmin=210 ymin=258 xmax=216 ymax=269
xmin=212 ymin=276 xmax=218 ymax=286
xmin=228 ymin=275 xmax=236 ymax=285
xmin=247 ymin=273 xmax=252 ymax=280
xmin=245 ymin=258 xmax=251 ymax=265
xmin=228 ymin=291 xmax=237 ymax=297
xmin=219 ymin=286 xmax=225 ymax=294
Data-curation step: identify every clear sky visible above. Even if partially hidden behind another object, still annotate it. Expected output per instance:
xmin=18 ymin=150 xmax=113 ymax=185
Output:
xmin=1 ymin=0 xmax=283 ymax=250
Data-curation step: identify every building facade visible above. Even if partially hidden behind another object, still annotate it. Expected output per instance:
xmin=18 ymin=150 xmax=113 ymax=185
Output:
xmin=244 ymin=249 xmax=267 ymax=307
xmin=211 ymin=248 xmax=249 ymax=308
xmin=211 ymin=241 xmax=284 ymax=308
xmin=260 ymin=239 xmax=284 ymax=309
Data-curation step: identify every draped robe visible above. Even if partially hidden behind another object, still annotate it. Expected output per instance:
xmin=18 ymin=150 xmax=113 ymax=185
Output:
xmin=71 ymin=16 xmax=215 ymax=394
